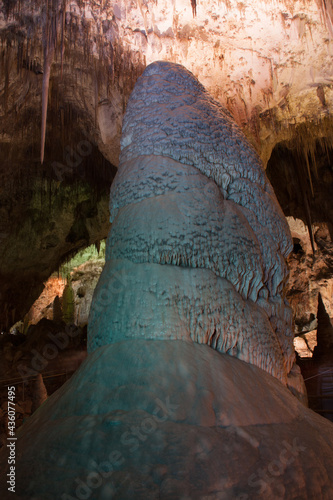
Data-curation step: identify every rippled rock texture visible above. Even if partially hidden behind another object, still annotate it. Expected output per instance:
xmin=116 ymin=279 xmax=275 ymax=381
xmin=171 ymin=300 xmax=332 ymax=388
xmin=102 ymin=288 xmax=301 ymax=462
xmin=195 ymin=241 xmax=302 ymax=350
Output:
xmin=90 ymin=61 xmax=295 ymax=387
xmin=2 ymin=0 xmax=333 ymax=330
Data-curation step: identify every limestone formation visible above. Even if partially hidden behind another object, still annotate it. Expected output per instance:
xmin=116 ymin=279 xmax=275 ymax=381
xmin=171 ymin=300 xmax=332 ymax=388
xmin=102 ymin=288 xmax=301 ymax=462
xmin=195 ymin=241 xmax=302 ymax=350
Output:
xmin=2 ymin=0 xmax=333 ymax=334
xmin=89 ymin=61 xmax=294 ymax=387
xmin=314 ymin=292 xmax=333 ymax=360
xmin=1 ymin=61 xmax=333 ymax=500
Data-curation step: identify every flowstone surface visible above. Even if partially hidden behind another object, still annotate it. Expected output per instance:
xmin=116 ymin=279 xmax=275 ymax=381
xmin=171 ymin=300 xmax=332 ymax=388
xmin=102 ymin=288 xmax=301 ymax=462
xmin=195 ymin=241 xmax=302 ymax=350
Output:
xmin=1 ymin=61 xmax=333 ymax=499
xmin=90 ymin=61 xmax=295 ymax=386
xmin=1 ymin=340 xmax=333 ymax=500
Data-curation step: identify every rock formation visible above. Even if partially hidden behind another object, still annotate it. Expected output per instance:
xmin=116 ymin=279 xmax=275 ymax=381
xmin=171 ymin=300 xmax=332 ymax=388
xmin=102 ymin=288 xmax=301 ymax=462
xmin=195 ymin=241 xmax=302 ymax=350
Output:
xmin=1 ymin=0 xmax=333 ymax=331
xmin=314 ymin=292 xmax=333 ymax=359
xmin=1 ymin=61 xmax=333 ymax=500
xmin=89 ymin=61 xmax=296 ymax=388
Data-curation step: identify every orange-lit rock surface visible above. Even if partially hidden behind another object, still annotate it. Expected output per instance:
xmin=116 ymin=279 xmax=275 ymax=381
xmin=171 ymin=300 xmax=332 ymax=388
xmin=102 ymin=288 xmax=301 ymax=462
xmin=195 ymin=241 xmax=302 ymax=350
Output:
xmin=1 ymin=0 xmax=333 ymax=329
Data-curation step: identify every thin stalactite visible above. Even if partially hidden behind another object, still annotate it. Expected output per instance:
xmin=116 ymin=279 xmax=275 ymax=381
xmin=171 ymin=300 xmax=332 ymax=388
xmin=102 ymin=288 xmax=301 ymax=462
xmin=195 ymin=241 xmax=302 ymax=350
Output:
xmin=294 ymin=154 xmax=316 ymax=254
xmin=60 ymin=1 xmax=66 ymax=79
xmin=316 ymin=0 xmax=333 ymax=36
xmin=41 ymin=0 xmax=61 ymax=164
xmin=41 ymin=49 xmax=53 ymax=164
xmin=191 ymin=0 xmax=197 ymax=17
xmin=304 ymin=151 xmax=314 ymax=198
xmin=3 ymin=45 xmax=10 ymax=116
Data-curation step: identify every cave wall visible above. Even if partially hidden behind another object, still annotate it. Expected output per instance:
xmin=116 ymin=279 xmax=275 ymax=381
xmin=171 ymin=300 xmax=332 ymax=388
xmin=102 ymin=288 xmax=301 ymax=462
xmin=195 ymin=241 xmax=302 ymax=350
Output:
xmin=2 ymin=0 xmax=333 ymax=165
xmin=1 ymin=0 xmax=333 ymax=329
xmin=267 ymin=141 xmax=333 ymax=332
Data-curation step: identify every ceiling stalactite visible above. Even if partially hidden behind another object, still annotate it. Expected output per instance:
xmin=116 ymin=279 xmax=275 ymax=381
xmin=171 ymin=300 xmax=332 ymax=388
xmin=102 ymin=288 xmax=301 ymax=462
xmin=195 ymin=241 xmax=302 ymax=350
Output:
xmin=0 ymin=149 xmax=116 ymax=331
xmin=0 ymin=82 xmax=118 ymax=330
xmin=1 ymin=0 xmax=333 ymax=329
xmin=267 ymin=137 xmax=333 ymax=363
xmin=2 ymin=0 xmax=333 ymax=162
xmin=266 ymin=137 xmax=333 ymax=239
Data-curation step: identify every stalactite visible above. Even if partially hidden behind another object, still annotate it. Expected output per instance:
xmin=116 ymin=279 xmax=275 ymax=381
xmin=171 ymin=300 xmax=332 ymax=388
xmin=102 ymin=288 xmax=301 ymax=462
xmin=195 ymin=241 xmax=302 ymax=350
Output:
xmin=94 ymin=60 xmax=99 ymax=127
xmin=314 ymin=292 xmax=333 ymax=359
xmin=41 ymin=0 xmax=63 ymax=164
xmin=3 ymin=45 xmax=9 ymax=116
xmin=41 ymin=1 xmax=53 ymax=164
xmin=294 ymin=154 xmax=315 ymax=254
xmin=191 ymin=0 xmax=197 ymax=17
xmin=41 ymin=49 xmax=53 ymax=164
xmin=60 ymin=0 xmax=66 ymax=79
xmin=309 ymin=144 xmax=319 ymax=181
xmin=316 ymin=0 xmax=333 ymax=36
xmin=16 ymin=33 xmax=23 ymax=74
xmin=304 ymin=151 xmax=314 ymax=198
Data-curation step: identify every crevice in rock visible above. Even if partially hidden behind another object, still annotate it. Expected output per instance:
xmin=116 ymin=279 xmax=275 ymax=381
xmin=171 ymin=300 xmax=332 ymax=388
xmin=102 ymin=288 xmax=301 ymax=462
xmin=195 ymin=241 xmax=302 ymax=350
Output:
xmin=266 ymin=139 xmax=333 ymax=244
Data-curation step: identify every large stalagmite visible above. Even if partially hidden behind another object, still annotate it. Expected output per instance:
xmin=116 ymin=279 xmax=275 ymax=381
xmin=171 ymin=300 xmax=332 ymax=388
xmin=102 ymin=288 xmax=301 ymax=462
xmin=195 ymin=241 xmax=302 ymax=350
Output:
xmin=1 ymin=61 xmax=333 ymax=500
xmin=89 ymin=61 xmax=295 ymax=388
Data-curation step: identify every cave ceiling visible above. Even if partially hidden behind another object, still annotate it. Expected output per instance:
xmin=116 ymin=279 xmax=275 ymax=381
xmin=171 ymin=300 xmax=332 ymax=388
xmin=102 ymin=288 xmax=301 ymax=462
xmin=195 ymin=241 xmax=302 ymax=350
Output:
xmin=1 ymin=0 xmax=333 ymax=329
